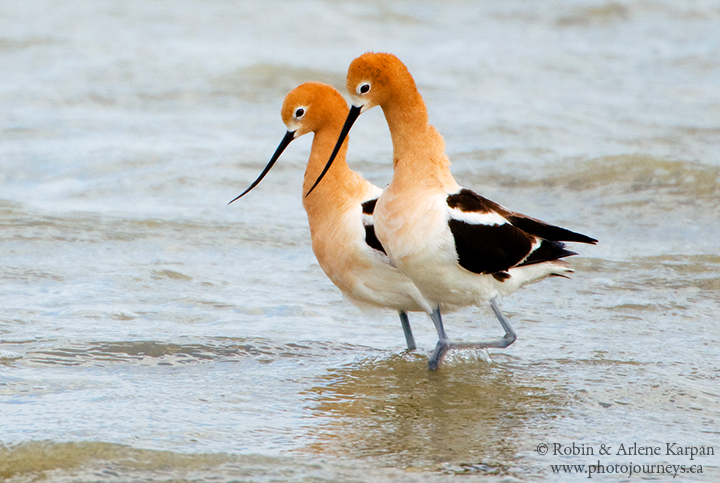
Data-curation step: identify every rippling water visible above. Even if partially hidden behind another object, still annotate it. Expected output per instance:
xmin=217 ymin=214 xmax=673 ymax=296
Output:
xmin=2 ymin=0 xmax=719 ymax=481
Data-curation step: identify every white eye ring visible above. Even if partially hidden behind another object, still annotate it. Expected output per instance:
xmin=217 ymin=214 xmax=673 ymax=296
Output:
xmin=357 ymin=83 xmax=371 ymax=95
xmin=294 ymin=107 xmax=306 ymax=119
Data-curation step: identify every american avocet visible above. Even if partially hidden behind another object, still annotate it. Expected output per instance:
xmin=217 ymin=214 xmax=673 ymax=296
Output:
xmin=309 ymin=53 xmax=597 ymax=369
xmin=230 ymin=81 xmax=433 ymax=351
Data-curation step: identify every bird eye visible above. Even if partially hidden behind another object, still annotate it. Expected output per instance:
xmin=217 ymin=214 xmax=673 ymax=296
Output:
xmin=358 ymin=83 xmax=371 ymax=95
xmin=295 ymin=108 xmax=305 ymax=118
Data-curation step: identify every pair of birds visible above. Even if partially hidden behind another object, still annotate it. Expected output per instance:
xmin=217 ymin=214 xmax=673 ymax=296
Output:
xmin=231 ymin=52 xmax=597 ymax=369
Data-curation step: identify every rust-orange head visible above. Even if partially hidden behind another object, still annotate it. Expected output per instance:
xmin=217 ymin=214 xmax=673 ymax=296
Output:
xmin=281 ymin=82 xmax=348 ymax=136
xmin=231 ymin=82 xmax=348 ymax=204
xmin=305 ymin=53 xmax=418 ymax=197
xmin=345 ymin=52 xmax=417 ymax=112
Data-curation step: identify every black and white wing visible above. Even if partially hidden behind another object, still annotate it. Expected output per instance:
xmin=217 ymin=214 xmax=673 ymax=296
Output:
xmin=446 ymin=189 xmax=597 ymax=278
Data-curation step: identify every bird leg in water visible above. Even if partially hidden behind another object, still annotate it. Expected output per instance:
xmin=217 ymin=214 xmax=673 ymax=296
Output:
xmin=428 ymin=307 xmax=449 ymax=370
xmin=449 ymin=298 xmax=517 ymax=350
xmin=398 ymin=310 xmax=416 ymax=351
xmin=428 ymin=299 xmax=517 ymax=369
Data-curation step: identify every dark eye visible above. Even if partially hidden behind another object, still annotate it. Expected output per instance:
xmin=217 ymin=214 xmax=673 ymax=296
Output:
xmin=358 ymin=83 xmax=370 ymax=94
xmin=295 ymin=108 xmax=305 ymax=118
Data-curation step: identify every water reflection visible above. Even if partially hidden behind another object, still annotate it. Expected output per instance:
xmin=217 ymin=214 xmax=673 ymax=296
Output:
xmin=301 ymin=353 xmax=563 ymax=472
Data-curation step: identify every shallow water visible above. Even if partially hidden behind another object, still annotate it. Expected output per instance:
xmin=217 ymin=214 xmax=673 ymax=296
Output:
xmin=2 ymin=0 xmax=720 ymax=481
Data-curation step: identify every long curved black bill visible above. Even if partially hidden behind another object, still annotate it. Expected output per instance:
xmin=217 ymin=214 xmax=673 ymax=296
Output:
xmin=228 ymin=130 xmax=295 ymax=205
xmin=305 ymin=104 xmax=362 ymax=198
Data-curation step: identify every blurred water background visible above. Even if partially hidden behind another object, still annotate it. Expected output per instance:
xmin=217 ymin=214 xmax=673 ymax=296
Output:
xmin=1 ymin=0 xmax=719 ymax=481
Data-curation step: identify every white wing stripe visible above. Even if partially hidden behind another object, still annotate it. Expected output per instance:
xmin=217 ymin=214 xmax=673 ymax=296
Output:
xmin=448 ymin=207 xmax=508 ymax=226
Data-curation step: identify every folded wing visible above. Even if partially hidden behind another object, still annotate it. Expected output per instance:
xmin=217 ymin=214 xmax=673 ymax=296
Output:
xmin=446 ymin=189 xmax=597 ymax=277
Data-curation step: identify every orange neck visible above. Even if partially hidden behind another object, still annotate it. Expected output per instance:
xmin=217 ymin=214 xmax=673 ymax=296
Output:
xmin=381 ymin=88 xmax=455 ymax=191
xmin=302 ymin=125 xmax=366 ymax=223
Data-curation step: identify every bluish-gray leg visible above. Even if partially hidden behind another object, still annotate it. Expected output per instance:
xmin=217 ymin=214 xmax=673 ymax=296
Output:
xmin=428 ymin=306 xmax=449 ymax=370
xmin=398 ymin=310 xmax=416 ymax=351
xmin=449 ymin=298 xmax=517 ymax=350
xmin=489 ymin=297 xmax=517 ymax=347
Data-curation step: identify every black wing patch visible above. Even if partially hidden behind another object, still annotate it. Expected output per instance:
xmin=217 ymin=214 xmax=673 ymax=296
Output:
xmin=518 ymin=239 xmax=576 ymax=266
xmin=447 ymin=189 xmax=504 ymax=213
xmin=360 ymin=198 xmax=387 ymax=254
xmin=447 ymin=189 xmax=596 ymax=277
xmin=507 ymin=214 xmax=598 ymax=245
xmin=364 ymin=224 xmax=386 ymax=254
xmin=449 ymin=219 xmax=534 ymax=274
xmin=361 ymin=199 xmax=377 ymax=215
